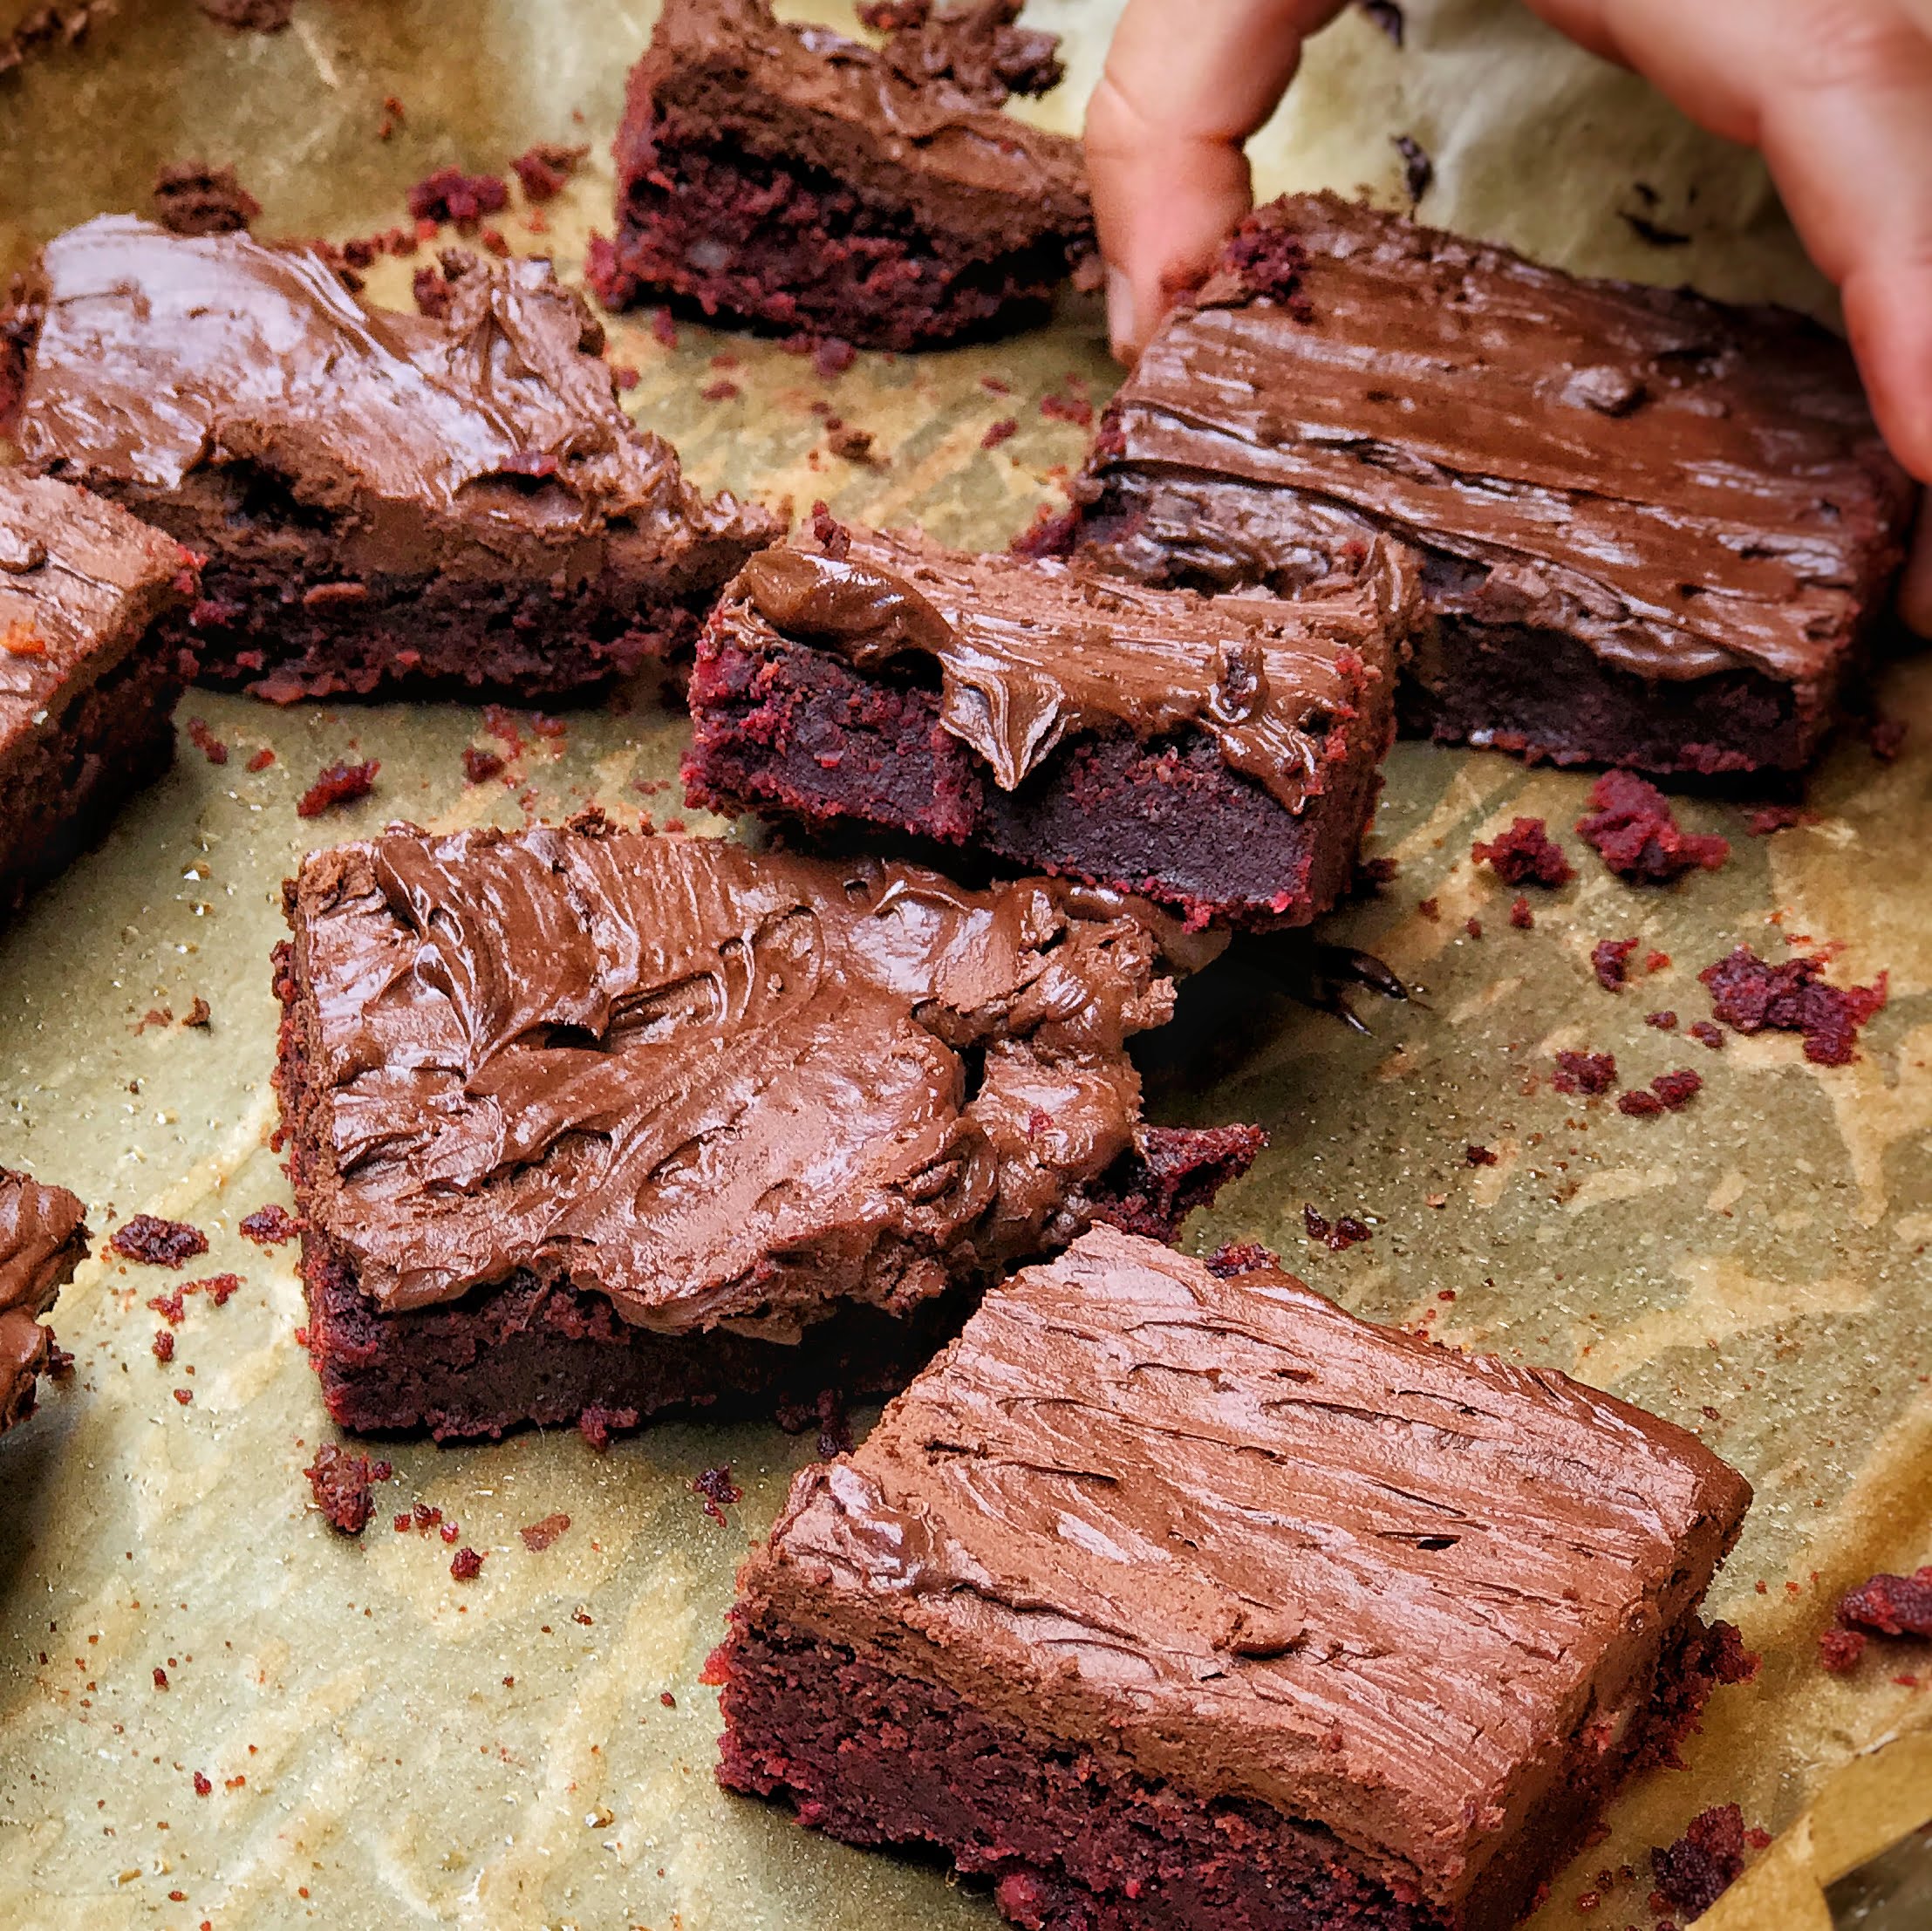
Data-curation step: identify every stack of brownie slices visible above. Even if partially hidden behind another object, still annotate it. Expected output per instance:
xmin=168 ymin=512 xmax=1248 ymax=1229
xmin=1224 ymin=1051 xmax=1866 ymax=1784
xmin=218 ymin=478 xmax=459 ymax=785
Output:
xmin=3 ymin=3 xmax=1918 ymax=1922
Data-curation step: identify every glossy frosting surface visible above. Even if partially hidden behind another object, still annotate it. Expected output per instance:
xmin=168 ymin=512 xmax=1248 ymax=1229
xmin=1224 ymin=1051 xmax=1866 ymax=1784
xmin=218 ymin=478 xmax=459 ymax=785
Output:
xmin=1089 ymin=194 xmax=1913 ymax=685
xmin=748 ymin=1225 xmax=1752 ymax=1907
xmin=290 ymin=824 xmax=1176 ymax=1328
xmin=0 ymin=1166 xmax=87 ymax=1432
xmin=723 ymin=524 xmax=1410 ymax=809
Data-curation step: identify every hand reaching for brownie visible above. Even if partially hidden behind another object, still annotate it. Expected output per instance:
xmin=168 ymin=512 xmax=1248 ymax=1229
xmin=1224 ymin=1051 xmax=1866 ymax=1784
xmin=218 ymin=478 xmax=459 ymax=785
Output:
xmin=1085 ymin=0 xmax=1932 ymax=634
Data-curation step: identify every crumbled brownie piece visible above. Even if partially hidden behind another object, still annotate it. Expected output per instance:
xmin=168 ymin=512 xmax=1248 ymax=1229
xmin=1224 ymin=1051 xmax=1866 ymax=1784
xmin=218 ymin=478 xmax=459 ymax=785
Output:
xmin=1618 ymin=1088 xmax=1665 ymax=1117
xmin=406 ymin=167 xmax=509 ymax=227
xmin=519 ymin=1512 xmax=571 ymax=1552
xmin=1649 ymin=1069 xmax=1703 ymax=1110
xmin=1509 ymin=895 xmax=1533 ymax=929
xmin=1647 ymin=1009 xmax=1678 ymax=1030
xmin=1818 ymin=1626 xmax=1868 ymax=1674
xmin=1465 ymin=1144 xmax=1498 ymax=1167
xmin=694 ymin=1464 xmax=745 ymax=1525
xmin=449 ymin=1545 xmax=485 ymax=1580
xmin=296 ymin=759 xmax=379 ymax=818
xmin=185 ymin=717 xmax=228 ymax=765
xmin=869 ymin=0 xmax=1065 ymax=104
xmin=982 ymin=416 xmax=1018 ymax=448
xmin=303 ymin=1442 xmax=393 ymax=1535
xmin=240 ymin=1204 xmax=297 ymax=1245
xmin=152 ymin=160 xmax=261 ymax=238
xmin=109 ymin=1215 xmax=208 ymax=1267
xmin=1576 ymin=772 xmax=1730 ymax=882
xmin=509 ymin=142 xmax=589 ymax=201
xmin=1471 ymin=816 xmax=1574 ymax=887
xmin=1592 ymin=937 xmax=1639 ymax=991
xmin=461 ymin=747 xmax=506 ymax=785
xmin=1205 ymin=1241 xmax=1282 ymax=1278
xmin=1748 ymin=804 xmax=1809 ymax=836
xmin=1838 ymin=1566 xmax=1932 ymax=1639
xmin=825 ymin=423 xmax=879 ymax=464
xmin=1553 ymin=1050 xmax=1618 ymax=1096
xmin=1689 ymin=1020 xmax=1724 ymax=1050
xmin=1651 ymin=1805 xmax=1751 ymax=1919
xmin=1698 ymin=945 xmax=1888 ymax=1065
xmin=1304 ymin=1206 xmax=1371 ymax=1250
xmin=578 ymin=1404 xmax=639 ymax=1450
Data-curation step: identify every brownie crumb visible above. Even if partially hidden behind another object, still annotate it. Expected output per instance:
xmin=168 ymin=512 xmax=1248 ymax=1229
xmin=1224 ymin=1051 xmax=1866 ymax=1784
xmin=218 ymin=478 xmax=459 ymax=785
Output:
xmin=1839 ymin=1566 xmax=1932 ymax=1639
xmin=240 ymin=1204 xmax=297 ymax=1246
xmin=1576 ymin=771 xmax=1730 ymax=882
xmin=1471 ymin=816 xmax=1573 ymax=887
xmin=196 ymin=0 xmax=292 ymax=29
xmin=296 ymin=758 xmax=379 ymax=818
xmin=304 ymin=1443 xmax=393 ymax=1536
xmin=809 ymin=501 xmax=850 ymax=559
xmin=1465 ymin=1144 xmax=1498 ymax=1167
xmin=577 ymin=1403 xmax=638 ymax=1451
xmin=1392 ymin=133 xmax=1432 ymax=206
xmin=449 ymin=1546 xmax=485 ymax=1580
xmin=509 ymin=141 xmax=589 ymax=202
xmin=1508 ymin=895 xmax=1533 ymax=930
xmin=110 ymin=1215 xmax=209 ymax=1268
xmin=153 ymin=160 xmax=261 ymax=238
xmin=813 ymin=336 xmax=857 ymax=379
xmin=184 ymin=995 xmax=213 ymax=1027
xmin=1303 ymin=1206 xmax=1371 ymax=1251
xmin=1464 ymin=916 xmax=1483 ymax=939
xmin=1591 ymin=937 xmax=1638 ymax=991
xmin=1010 ymin=503 xmax=1082 ymax=560
xmin=1748 ymin=804 xmax=1809 ymax=836
xmin=1039 ymin=383 xmax=1094 ymax=428
xmin=1651 ymin=1805 xmax=1751 ymax=1919
xmin=694 ymin=1464 xmax=744 ymax=1525
xmin=518 ymin=1512 xmax=571 ymax=1552
xmin=152 ymin=1330 xmax=175 ymax=1363
xmin=1552 ymin=1050 xmax=1617 ymax=1097
xmin=1698 ymin=945 xmax=1888 ymax=1065
xmin=981 ymin=416 xmax=1018 ymax=449
xmin=1649 ymin=1069 xmax=1702 ymax=1109
xmin=462 ymin=746 xmax=507 ymax=785
xmin=1617 ymin=1088 xmax=1665 ymax=1116
xmin=406 ymin=167 xmax=509 ymax=228
xmin=1223 ymin=215 xmax=1308 ymax=305
xmin=1818 ymin=1626 xmax=1868 ymax=1673
xmin=185 ymin=717 xmax=229 ymax=765
xmin=1646 ymin=1009 xmax=1678 ymax=1030
xmin=192 ymin=1770 xmax=213 ymax=1796
xmin=1689 ymin=1020 xmax=1724 ymax=1051
xmin=1205 ymin=1241 xmax=1283 ymax=1278
xmin=826 ymin=422 xmax=881 ymax=465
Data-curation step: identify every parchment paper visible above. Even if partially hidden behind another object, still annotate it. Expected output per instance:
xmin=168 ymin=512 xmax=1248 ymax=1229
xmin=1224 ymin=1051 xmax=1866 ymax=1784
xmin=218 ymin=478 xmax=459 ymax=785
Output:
xmin=0 ymin=3 xmax=1925 ymax=1927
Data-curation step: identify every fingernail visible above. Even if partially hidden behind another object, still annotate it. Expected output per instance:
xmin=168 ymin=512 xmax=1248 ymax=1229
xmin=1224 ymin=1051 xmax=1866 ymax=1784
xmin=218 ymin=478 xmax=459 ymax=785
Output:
xmin=1105 ymin=266 xmax=1135 ymax=358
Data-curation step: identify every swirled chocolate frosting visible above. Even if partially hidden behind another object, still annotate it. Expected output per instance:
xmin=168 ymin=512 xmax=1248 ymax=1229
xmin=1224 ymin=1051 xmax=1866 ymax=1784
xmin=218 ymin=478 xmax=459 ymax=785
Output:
xmin=11 ymin=215 xmax=776 ymax=588
xmin=0 ymin=1166 xmax=88 ymax=1434
xmin=283 ymin=821 xmax=1183 ymax=1331
xmin=1081 ymin=193 xmax=1914 ymax=687
xmin=744 ymin=1225 xmax=1751 ymax=1911
xmin=723 ymin=524 xmax=1413 ymax=811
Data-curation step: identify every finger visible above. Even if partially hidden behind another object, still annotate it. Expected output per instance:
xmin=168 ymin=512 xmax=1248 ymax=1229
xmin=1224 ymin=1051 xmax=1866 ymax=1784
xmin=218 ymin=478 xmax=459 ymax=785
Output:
xmin=1901 ymin=495 xmax=1932 ymax=638
xmin=1086 ymin=0 xmax=1345 ymax=359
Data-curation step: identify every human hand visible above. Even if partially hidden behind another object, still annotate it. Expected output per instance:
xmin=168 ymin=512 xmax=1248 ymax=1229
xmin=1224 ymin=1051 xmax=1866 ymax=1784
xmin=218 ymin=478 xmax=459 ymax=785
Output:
xmin=1083 ymin=0 xmax=1932 ymax=633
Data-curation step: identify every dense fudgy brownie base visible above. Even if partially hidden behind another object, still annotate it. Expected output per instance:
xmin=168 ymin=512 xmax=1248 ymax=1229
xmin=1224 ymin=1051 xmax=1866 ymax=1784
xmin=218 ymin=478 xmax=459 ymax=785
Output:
xmin=684 ymin=634 xmax=1386 ymax=928
xmin=600 ymin=126 xmax=1078 ymax=351
xmin=713 ymin=1611 xmax=1742 ymax=1931
xmin=0 ymin=645 xmax=180 ymax=919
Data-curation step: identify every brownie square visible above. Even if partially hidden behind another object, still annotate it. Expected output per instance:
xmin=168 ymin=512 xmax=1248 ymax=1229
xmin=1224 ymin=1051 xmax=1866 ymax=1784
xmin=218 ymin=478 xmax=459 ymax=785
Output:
xmin=274 ymin=816 xmax=1260 ymax=1441
xmin=0 ymin=1166 xmax=88 ymax=1436
xmin=593 ymin=0 xmax=1095 ymax=351
xmin=7 ymin=215 xmax=777 ymax=702
xmin=0 ymin=469 xmax=192 ymax=918
xmin=715 ymin=1225 xmax=1756 ymax=1931
xmin=685 ymin=518 xmax=1412 ymax=928
xmin=1071 ymin=193 xmax=1917 ymax=776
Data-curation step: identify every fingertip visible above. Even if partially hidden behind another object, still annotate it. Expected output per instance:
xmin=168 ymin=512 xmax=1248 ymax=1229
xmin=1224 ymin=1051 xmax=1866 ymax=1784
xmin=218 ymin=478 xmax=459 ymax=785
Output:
xmin=1842 ymin=260 xmax=1932 ymax=487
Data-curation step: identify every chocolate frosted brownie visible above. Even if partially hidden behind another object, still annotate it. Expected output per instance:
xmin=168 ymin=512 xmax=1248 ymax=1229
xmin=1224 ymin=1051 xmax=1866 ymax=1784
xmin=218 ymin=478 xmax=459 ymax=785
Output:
xmin=0 ymin=1168 xmax=88 ymax=1436
xmin=0 ymin=470 xmax=192 ymax=919
xmin=716 ymin=1225 xmax=1756 ymax=1931
xmin=274 ymin=817 xmax=1259 ymax=1440
xmin=594 ymin=0 xmax=1094 ymax=351
xmin=7 ymin=215 xmax=777 ymax=702
xmin=1072 ymin=193 xmax=1915 ymax=776
xmin=686 ymin=519 xmax=1412 ymax=927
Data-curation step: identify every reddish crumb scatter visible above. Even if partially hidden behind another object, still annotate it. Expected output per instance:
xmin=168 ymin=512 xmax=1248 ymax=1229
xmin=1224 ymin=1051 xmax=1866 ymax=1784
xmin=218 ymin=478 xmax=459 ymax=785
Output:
xmin=479 ymin=227 xmax=509 ymax=258
xmin=809 ymin=501 xmax=851 ymax=558
xmin=154 ymin=1666 xmax=169 ymax=1689
xmin=1689 ymin=1019 xmax=1724 ymax=1050
xmin=1465 ymin=1144 xmax=1498 ymax=1167
xmin=1646 ymin=950 xmax=1670 ymax=972
xmin=110 ymin=1215 xmax=208 ymax=1268
xmin=693 ymin=1464 xmax=744 ymax=1525
xmin=183 ymin=995 xmax=213 ymax=1027
xmin=192 ymin=1771 xmax=212 ymax=1797
xmin=152 ymin=1331 xmax=175 ymax=1363
xmin=1749 ymin=804 xmax=1809 ymax=836
xmin=440 ymin=1520 xmax=461 ymax=1545
xmin=393 ymin=1512 xmax=413 ymax=1534
xmin=1651 ymin=1805 xmax=1754 ymax=1919
xmin=1417 ymin=897 xmax=1440 ymax=921
xmin=980 ymin=373 xmax=1012 ymax=394
xmin=462 ymin=746 xmax=507 ymax=785
xmin=482 ymin=703 xmax=526 ymax=754
xmin=519 ymin=1512 xmax=571 ymax=1552
xmin=1698 ymin=945 xmax=1888 ymax=1065
xmin=1039 ymin=382 xmax=1094 ymax=427
xmin=303 ymin=1443 xmax=393 ymax=1536
xmin=1649 ymin=1069 xmax=1702 ymax=1109
xmin=149 ymin=1288 xmax=187 ymax=1325
xmin=296 ymin=758 xmax=379 ymax=818
xmin=981 ymin=416 xmax=1019 ymax=449
xmin=1575 ymin=770 xmax=1730 ymax=881
xmin=1303 ymin=1206 xmax=1371 ymax=1251
xmin=611 ymin=364 xmax=639 ymax=390
xmin=660 ymin=1690 xmax=677 ymax=1708
xmin=1552 ymin=1050 xmax=1617 ymax=1096
xmin=650 ymin=308 xmax=679 ymax=349
xmin=1591 ymin=938 xmax=1639 ymax=991
xmin=1574 ymin=1894 xmax=1599 ymax=1914
xmin=1616 ymin=1089 xmax=1663 ymax=1116
xmin=450 ymin=1546 xmax=485 ymax=1581
xmin=174 ymin=1388 xmax=194 ymax=1405
xmin=826 ymin=422 xmax=878 ymax=464
xmin=406 ymin=167 xmax=508 ymax=226
xmin=246 ymin=746 xmax=275 ymax=772
xmin=813 ymin=336 xmax=857 ymax=379
xmin=1508 ymin=895 xmax=1533 ymax=930
xmin=184 ymin=717 xmax=229 ymax=766
xmin=577 ymin=1404 xmax=637 ymax=1450
xmin=1836 ymin=1566 xmax=1932 ymax=1645
xmin=412 ymin=1502 xmax=443 ymax=1532
xmin=509 ymin=141 xmax=588 ymax=201
xmin=1471 ymin=816 xmax=1574 ymax=887
xmin=1464 ymin=916 xmax=1483 ymax=938
xmin=1647 ymin=1009 xmax=1678 ymax=1030
xmin=700 ymin=378 xmax=741 ymax=403
xmin=1205 ymin=1241 xmax=1282 ymax=1278
xmin=240 ymin=1204 xmax=297 ymax=1246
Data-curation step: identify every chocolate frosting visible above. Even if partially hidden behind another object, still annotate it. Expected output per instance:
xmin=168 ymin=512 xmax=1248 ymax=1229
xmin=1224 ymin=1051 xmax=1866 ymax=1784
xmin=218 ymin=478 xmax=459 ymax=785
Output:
xmin=640 ymin=0 xmax=1090 ymax=252
xmin=13 ymin=215 xmax=776 ymax=587
xmin=0 ymin=1166 xmax=88 ymax=1434
xmin=1084 ymin=193 xmax=1915 ymax=686
xmin=0 ymin=468 xmax=188 ymax=766
xmin=289 ymin=822 xmax=1184 ymax=1331
xmin=723 ymin=525 xmax=1412 ymax=811
xmin=745 ymin=1225 xmax=1751 ymax=1909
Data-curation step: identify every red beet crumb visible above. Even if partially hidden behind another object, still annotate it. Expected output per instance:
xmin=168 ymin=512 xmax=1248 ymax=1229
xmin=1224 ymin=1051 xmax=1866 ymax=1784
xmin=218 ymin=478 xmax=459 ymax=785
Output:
xmin=240 ymin=1204 xmax=297 ymax=1245
xmin=1698 ymin=946 xmax=1888 ymax=1065
xmin=981 ymin=416 xmax=1019 ymax=449
xmin=185 ymin=717 xmax=229 ymax=766
xmin=1690 ymin=1020 xmax=1724 ymax=1050
xmin=406 ymin=167 xmax=508 ymax=226
xmin=1471 ymin=816 xmax=1574 ymax=887
xmin=110 ymin=1215 xmax=208 ymax=1267
xmin=1651 ymin=1805 xmax=1751 ymax=1919
xmin=1509 ymin=895 xmax=1534 ymax=930
xmin=1465 ymin=1144 xmax=1498 ymax=1167
xmin=1592 ymin=938 xmax=1639 ymax=991
xmin=462 ymin=746 xmax=506 ymax=785
xmin=1818 ymin=1626 xmax=1869 ymax=1673
xmin=1552 ymin=1050 xmax=1617 ymax=1096
xmin=1649 ymin=1069 xmax=1703 ymax=1109
xmin=577 ymin=1403 xmax=637 ymax=1451
xmin=509 ymin=141 xmax=588 ymax=201
xmin=304 ymin=1443 xmax=393 ymax=1537
xmin=1303 ymin=1206 xmax=1371 ymax=1251
xmin=296 ymin=758 xmax=379 ymax=817
xmin=1647 ymin=1010 xmax=1678 ymax=1030
xmin=450 ymin=1546 xmax=485 ymax=1580
xmin=519 ymin=1512 xmax=571 ymax=1552
xmin=694 ymin=1464 xmax=744 ymax=1525
xmin=193 ymin=1771 xmax=212 ymax=1797
xmin=1575 ymin=770 xmax=1730 ymax=881
xmin=153 ymin=1330 xmax=175 ymax=1362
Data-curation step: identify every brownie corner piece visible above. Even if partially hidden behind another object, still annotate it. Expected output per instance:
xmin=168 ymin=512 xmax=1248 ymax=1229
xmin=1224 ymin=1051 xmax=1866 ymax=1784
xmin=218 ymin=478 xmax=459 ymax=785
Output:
xmin=11 ymin=215 xmax=777 ymax=703
xmin=1 ymin=467 xmax=192 ymax=919
xmin=273 ymin=822 xmax=1256 ymax=1441
xmin=0 ymin=1165 xmax=90 ymax=1435
xmin=686 ymin=520 xmax=1413 ymax=929
xmin=715 ymin=1224 xmax=1754 ymax=1931
xmin=1074 ymin=190 xmax=1916 ymax=776
xmin=597 ymin=0 xmax=1095 ymax=350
